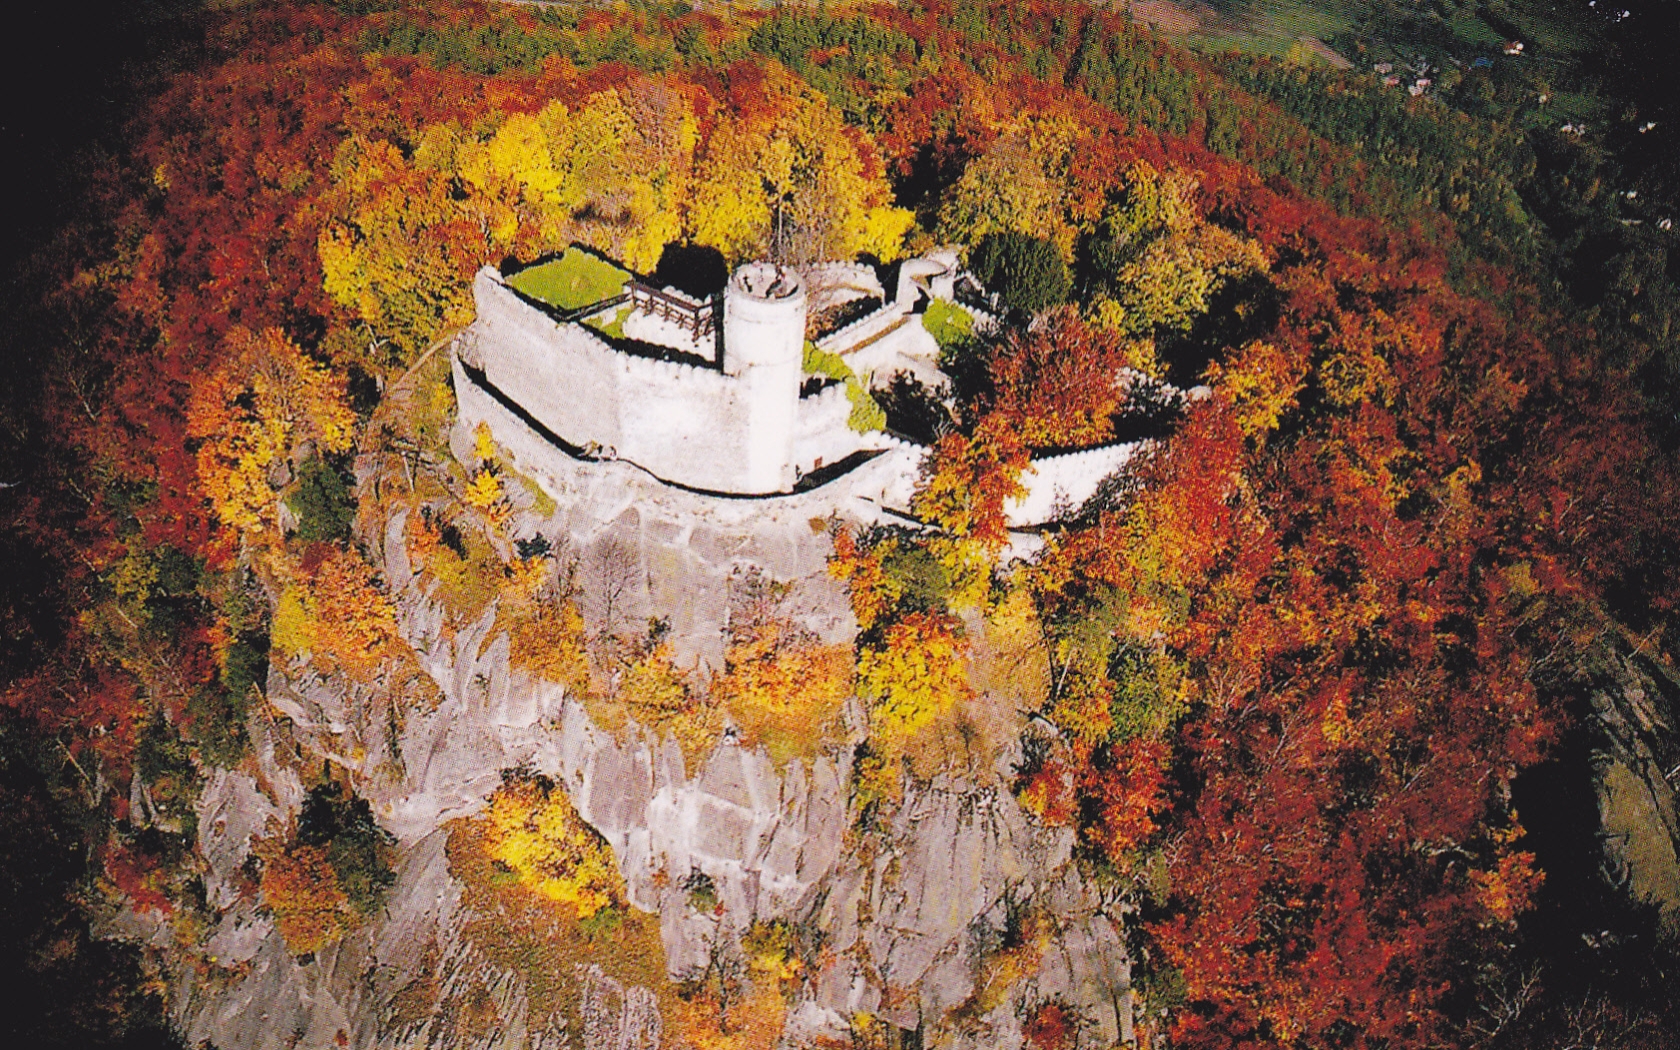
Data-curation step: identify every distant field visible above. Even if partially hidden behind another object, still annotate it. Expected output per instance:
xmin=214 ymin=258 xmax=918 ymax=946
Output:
xmin=507 ymin=247 xmax=630 ymax=310
xmin=1125 ymin=0 xmax=1602 ymax=73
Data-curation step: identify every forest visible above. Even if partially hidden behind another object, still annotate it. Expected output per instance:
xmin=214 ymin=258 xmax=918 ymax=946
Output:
xmin=1 ymin=0 xmax=1677 ymax=1048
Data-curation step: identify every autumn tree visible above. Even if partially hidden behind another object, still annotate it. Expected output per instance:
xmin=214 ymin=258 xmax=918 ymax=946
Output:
xmin=907 ymin=415 xmax=1032 ymax=610
xmin=984 ymin=307 xmax=1134 ymax=448
xmin=256 ymin=781 xmax=393 ymax=956
xmin=691 ymin=68 xmax=912 ymax=264
xmin=483 ymin=770 xmax=625 ymax=920
xmin=854 ymin=609 xmax=973 ymax=804
xmin=613 ymin=628 xmax=720 ymax=768
xmin=185 ymin=327 xmax=355 ymax=536
xmin=502 ymin=534 xmax=593 ymax=700
xmin=709 ymin=570 xmax=853 ymax=763
xmin=1081 ymin=162 xmax=1267 ymax=338
xmin=317 ymin=134 xmax=480 ymax=364
xmin=256 ymin=838 xmax=350 ymax=956
xmin=319 ymin=82 xmax=700 ymax=361
xmin=271 ymin=545 xmax=399 ymax=680
xmin=938 ymin=117 xmax=1081 ymax=260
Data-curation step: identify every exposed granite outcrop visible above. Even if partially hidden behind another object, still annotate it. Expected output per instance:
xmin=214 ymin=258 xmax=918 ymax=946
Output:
xmin=133 ymin=464 xmax=1135 ymax=1050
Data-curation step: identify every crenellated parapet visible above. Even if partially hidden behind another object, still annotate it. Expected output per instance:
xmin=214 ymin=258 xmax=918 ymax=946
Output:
xmin=460 ymin=247 xmax=1140 ymax=520
xmin=466 ymin=262 xmax=813 ymax=495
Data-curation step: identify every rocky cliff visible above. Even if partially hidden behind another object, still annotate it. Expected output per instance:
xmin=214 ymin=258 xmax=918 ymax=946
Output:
xmin=122 ymin=473 xmax=1134 ymax=1050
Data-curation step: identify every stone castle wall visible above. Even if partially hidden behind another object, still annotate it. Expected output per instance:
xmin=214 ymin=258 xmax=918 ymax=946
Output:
xmin=793 ymin=383 xmax=861 ymax=477
xmin=472 ymin=267 xmax=798 ymax=495
xmin=1004 ymin=441 xmax=1141 ymax=527
xmin=454 ymin=349 xmax=925 ymax=536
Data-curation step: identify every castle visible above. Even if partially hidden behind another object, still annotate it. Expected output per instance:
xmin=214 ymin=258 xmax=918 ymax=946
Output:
xmin=451 ymin=247 xmax=1138 ymax=536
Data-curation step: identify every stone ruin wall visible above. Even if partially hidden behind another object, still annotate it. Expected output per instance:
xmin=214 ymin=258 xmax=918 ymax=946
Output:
xmin=1005 ymin=441 xmax=1142 ymax=528
xmin=471 ymin=268 xmax=778 ymax=495
xmin=792 ymin=381 xmax=860 ymax=476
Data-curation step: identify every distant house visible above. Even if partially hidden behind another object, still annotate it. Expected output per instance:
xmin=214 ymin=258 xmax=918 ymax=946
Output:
xmin=1504 ymin=41 xmax=1525 ymax=55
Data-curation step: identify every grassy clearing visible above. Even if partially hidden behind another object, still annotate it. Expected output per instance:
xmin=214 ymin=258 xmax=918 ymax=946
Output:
xmin=1177 ymin=0 xmax=1599 ymax=70
xmin=585 ymin=304 xmax=633 ymax=339
xmin=507 ymin=247 xmax=631 ymax=311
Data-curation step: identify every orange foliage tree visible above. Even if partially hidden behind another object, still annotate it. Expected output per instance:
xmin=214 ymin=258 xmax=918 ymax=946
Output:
xmin=983 ymin=307 xmax=1135 ymax=450
xmin=255 ymin=838 xmax=352 ymax=956
xmin=709 ymin=580 xmax=853 ymax=763
xmin=271 ymin=546 xmax=400 ymax=680
xmin=185 ymin=327 xmax=355 ymax=537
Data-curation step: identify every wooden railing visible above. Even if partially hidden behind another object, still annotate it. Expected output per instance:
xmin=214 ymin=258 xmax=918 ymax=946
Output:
xmin=561 ymin=282 xmax=718 ymax=340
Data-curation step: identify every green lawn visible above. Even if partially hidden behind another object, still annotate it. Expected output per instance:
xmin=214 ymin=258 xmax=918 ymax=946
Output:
xmin=506 ymin=247 xmax=630 ymax=311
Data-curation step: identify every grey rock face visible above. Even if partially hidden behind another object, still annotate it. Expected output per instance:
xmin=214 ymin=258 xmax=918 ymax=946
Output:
xmin=1583 ymin=645 xmax=1680 ymax=934
xmin=156 ymin=472 xmax=1132 ymax=1049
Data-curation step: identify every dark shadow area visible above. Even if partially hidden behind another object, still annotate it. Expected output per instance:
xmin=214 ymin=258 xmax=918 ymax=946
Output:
xmin=801 ymin=376 xmax=842 ymax=398
xmin=651 ymin=242 xmax=728 ymax=299
xmin=866 ymin=256 xmax=903 ymax=304
xmin=875 ymin=372 xmax=950 ymax=446
xmin=794 ymin=448 xmax=887 ymax=491
xmin=1498 ymin=645 xmax=1680 ymax=1045
xmin=809 ymin=296 xmax=882 ymax=341
xmin=589 ymin=326 xmax=717 ymax=370
xmin=0 ymin=709 xmax=186 ymax=1050
xmin=887 ymin=138 xmax=980 ymax=229
xmin=1156 ymin=271 xmax=1282 ymax=388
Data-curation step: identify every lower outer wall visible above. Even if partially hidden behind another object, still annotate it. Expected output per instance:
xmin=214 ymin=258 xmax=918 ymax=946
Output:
xmin=453 ymin=351 xmax=925 ymax=667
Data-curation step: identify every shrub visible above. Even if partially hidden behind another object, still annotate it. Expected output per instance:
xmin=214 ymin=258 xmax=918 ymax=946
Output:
xmin=921 ymin=299 xmax=975 ymax=349
xmin=802 ymin=342 xmax=885 ymax=433
xmin=184 ymin=685 xmax=249 ymax=769
xmin=296 ymin=781 xmax=397 ymax=919
xmin=969 ymin=232 xmax=1070 ymax=314
xmin=288 ymin=455 xmax=357 ymax=543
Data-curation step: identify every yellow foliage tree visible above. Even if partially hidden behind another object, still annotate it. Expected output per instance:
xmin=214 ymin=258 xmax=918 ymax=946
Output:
xmin=318 ymin=135 xmax=483 ymax=361
xmin=185 ymin=327 xmax=355 ymax=535
xmin=463 ymin=470 xmax=503 ymax=511
xmin=1205 ymin=339 xmax=1309 ymax=439
xmin=320 ymin=82 xmax=698 ymax=360
xmin=1089 ymin=162 xmax=1269 ymax=336
xmin=609 ymin=640 xmax=720 ymax=766
xmin=456 ymin=87 xmax=697 ymax=272
xmin=510 ymin=598 xmax=594 ymax=699
xmin=483 ymin=773 xmax=625 ymax=920
xmin=691 ymin=73 xmax=911 ymax=264
xmin=938 ymin=117 xmax=1081 ymax=260
xmin=857 ymin=612 xmax=973 ymax=745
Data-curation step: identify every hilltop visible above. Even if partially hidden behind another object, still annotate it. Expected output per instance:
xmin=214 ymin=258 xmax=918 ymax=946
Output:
xmin=0 ymin=2 xmax=1678 ymax=1049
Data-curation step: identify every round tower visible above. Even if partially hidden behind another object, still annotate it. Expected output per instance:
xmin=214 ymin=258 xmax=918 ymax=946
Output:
xmin=723 ymin=263 xmax=807 ymax=493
